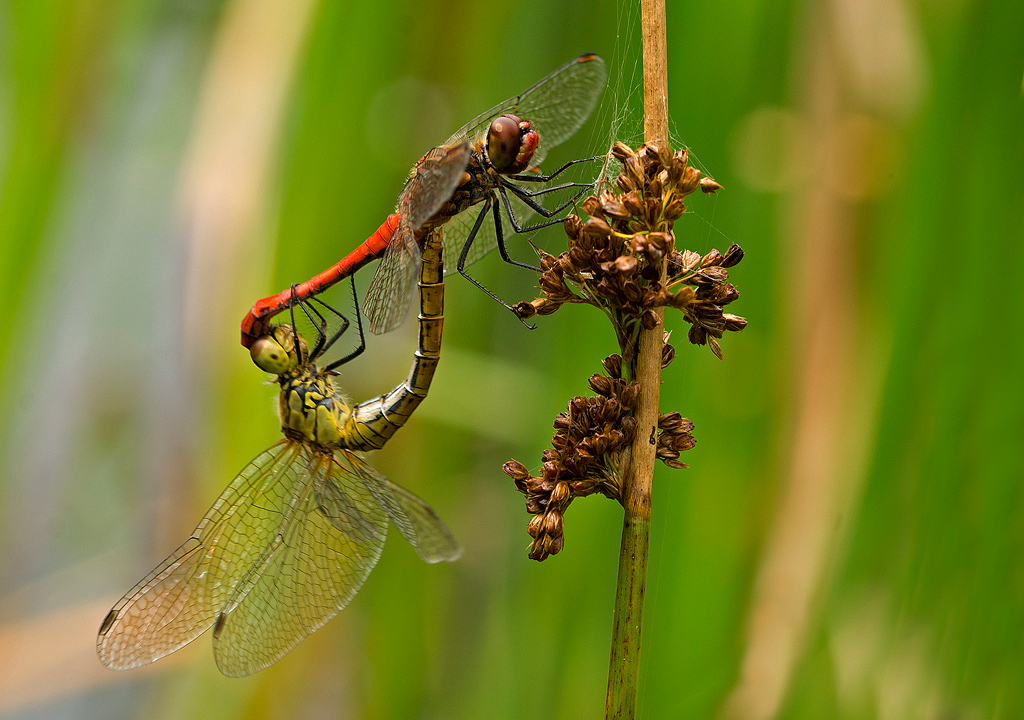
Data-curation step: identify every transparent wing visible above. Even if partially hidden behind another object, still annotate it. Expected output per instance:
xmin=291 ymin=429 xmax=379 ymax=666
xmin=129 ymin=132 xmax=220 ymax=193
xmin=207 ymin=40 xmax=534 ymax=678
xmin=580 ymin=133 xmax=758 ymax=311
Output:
xmin=364 ymin=144 xmax=472 ymax=335
xmin=445 ymin=53 xmax=607 ymax=166
xmin=353 ymin=454 xmax=462 ymax=564
xmin=212 ymin=449 xmax=389 ymax=677
xmin=400 ymin=144 xmax=473 ymax=230
xmin=97 ymin=441 xmax=309 ymax=670
xmin=363 ymin=217 xmax=419 ymax=335
xmin=440 ymin=188 xmax=540 ymax=273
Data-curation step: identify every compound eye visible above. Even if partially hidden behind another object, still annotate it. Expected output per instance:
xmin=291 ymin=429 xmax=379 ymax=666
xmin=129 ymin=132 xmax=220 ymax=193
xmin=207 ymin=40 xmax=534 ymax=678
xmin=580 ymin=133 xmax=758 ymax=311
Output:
xmin=250 ymin=334 xmax=295 ymax=374
xmin=486 ymin=115 xmax=522 ymax=170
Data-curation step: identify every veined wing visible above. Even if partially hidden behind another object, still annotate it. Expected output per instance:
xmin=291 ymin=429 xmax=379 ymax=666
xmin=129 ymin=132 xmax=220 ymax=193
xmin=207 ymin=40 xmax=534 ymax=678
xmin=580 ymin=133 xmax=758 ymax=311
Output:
xmin=97 ymin=441 xmax=328 ymax=670
xmin=364 ymin=144 xmax=472 ymax=335
xmin=444 ymin=53 xmax=607 ymax=166
xmin=363 ymin=216 xmax=420 ymax=335
xmin=440 ymin=186 xmax=539 ymax=273
xmin=401 ymin=144 xmax=473 ymax=230
xmin=349 ymin=451 xmax=462 ymax=563
xmin=211 ymin=449 xmax=389 ymax=676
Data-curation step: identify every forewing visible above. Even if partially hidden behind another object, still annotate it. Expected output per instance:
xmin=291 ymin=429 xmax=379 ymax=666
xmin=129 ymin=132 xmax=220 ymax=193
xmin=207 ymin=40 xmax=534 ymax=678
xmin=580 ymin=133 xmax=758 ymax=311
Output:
xmin=445 ymin=54 xmax=607 ymax=166
xmin=363 ymin=217 xmax=419 ymax=334
xmin=212 ymin=450 xmax=388 ymax=677
xmin=354 ymin=454 xmax=462 ymax=564
xmin=97 ymin=441 xmax=304 ymax=670
xmin=400 ymin=144 xmax=472 ymax=230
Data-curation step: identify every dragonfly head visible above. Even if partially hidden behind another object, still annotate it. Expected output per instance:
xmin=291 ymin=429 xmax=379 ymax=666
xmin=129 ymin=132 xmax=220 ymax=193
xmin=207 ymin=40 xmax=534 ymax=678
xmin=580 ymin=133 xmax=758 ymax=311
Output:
xmin=486 ymin=114 xmax=539 ymax=174
xmin=250 ymin=324 xmax=307 ymax=376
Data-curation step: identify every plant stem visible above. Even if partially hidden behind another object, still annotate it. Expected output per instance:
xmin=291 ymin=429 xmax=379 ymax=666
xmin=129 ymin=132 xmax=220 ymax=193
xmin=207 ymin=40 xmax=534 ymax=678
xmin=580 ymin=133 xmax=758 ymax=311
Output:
xmin=606 ymin=1 xmax=668 ymax=718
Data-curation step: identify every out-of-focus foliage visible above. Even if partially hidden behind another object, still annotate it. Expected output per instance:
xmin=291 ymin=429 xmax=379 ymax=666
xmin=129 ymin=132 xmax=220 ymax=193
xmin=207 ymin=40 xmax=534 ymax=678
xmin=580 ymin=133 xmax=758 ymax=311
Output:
xmin=0 ymin=0 xmax=1020 ymax=718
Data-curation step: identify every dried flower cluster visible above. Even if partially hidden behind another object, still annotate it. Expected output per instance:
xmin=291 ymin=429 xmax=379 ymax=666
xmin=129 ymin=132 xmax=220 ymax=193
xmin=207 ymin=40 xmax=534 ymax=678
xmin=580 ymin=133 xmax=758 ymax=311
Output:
xmin=504 ymin=348 xmax=696 ymax=560
xmin=514 ymin=141 xmax=746 ymax=357
xmin=506 ymin=140 xmax=745 ymax=560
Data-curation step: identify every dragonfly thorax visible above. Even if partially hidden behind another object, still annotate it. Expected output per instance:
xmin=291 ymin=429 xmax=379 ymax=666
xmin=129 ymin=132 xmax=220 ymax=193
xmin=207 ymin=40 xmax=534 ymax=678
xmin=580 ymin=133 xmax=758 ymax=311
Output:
xmin=278 ymin=372 xmax=353 ymax=447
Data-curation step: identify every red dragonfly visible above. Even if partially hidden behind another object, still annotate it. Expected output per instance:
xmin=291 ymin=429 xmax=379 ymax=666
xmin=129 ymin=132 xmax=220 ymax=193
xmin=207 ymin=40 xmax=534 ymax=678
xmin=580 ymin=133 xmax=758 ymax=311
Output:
xmin=241 ymin=53 xmax=606 ymax=346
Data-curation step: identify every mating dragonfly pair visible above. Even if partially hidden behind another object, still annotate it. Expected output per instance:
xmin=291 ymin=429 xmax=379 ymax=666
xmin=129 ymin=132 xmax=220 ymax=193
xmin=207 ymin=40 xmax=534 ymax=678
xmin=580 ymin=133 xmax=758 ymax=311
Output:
xmin=98 ymin=53 xmax=607 ymax=676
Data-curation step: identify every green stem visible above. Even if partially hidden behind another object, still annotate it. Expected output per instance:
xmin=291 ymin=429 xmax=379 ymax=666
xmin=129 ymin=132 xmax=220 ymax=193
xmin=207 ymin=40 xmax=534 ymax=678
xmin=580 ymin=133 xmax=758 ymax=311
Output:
xmin=606 ymin=483 xmax=653 ymax=717
xmin=606 ymin=0 xmax=668 ymax=716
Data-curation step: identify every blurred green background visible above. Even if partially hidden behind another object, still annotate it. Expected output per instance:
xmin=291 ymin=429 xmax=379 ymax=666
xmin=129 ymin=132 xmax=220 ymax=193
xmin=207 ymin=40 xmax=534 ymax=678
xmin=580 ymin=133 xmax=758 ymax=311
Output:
xmin=1 ymin=0 xmax=1021 ymax=718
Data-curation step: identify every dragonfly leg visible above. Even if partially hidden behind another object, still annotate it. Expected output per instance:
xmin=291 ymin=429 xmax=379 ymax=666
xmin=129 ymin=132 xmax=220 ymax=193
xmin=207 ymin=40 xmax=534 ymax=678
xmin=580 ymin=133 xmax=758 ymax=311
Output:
xmin=286 ymin=282 xmax=367 ymax=368
xmin=323 ymin=276 xmax=366 ymax=371
xmin=456 ymin=200 xmax=537 ymax=330
xmin=292 ymin=290 xmax=335 ymax=359
xmin=506 ymin=155 xmax=601 ymax=183
xmin=499 ymin=181 xmax=590 ymax=235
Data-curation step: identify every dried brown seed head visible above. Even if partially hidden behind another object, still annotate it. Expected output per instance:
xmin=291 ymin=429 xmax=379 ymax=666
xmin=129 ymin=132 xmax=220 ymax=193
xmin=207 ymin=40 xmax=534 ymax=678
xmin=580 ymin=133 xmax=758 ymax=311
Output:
xmin=699 ymin=177 xmax=723 ymax=194
xmin=602 ymin=354 xmax=622 ymax=378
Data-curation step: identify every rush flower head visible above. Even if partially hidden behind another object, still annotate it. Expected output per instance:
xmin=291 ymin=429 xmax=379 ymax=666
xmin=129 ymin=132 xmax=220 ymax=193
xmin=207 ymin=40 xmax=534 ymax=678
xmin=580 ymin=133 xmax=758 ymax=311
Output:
xmin=506 ymin=141 xmax=747 ymax=560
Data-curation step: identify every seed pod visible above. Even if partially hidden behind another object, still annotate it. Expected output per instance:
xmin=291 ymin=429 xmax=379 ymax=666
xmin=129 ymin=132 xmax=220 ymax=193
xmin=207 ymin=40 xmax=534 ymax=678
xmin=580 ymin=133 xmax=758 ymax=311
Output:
xmin=563 ymin=214 xmax=582 ymax=239
xmin=624 ymin=157 xmax=646 ymax=188
xmin=583 ymin=217 xmax=613 ymax=239
xmin=715 ymin=284 xmax=740 ymax=304
xmin=615 ymin=255 xmax=638 ymax=273
xmin=688 ymin=324 xmax=708 ymax=346
xmin=721 ymin=243 xmax=745 ymax=267
xmin=544 ymin=511 xmax=565 ymax=537
xmin=551 ymin=481 xmax=571 ymax=505
xmin=569 ymin=245 xmax=590 ymax=268
xmin=709 ymin=336 xmax=723 ymax=359
xmin=611 ymin=142 xmax=634 ymax=163
xmin=649 ymin=174 xmax=663 ymax=198
xmin=570 ymin=396 xmax=590 ymax=416
xmin=602 ymin=354 xmax=622 ymax=378
xmin=671 ymin=287 xmax=696 ymax=309
xmin=724 ymin=313 xmax=748 ymax=331
xmin=701 ymin=249 xmax=724 ymax=268
xmin=661 ymin=342 xmax=676 ymax=367
xmin=641 ymin=309 xmax=659 ymax=329
xmin=655 ymin=142 xmax=673 ymax=169
xmin=699 ymin=266 xmax=729 ymax=284
xmin=622 ymin=191 xmax=643 ymax=217
xmin=527 ymin=514 xmax=545 ymax=538
xmin=602 ymin=198 xmax=630 ymax=218
xmin=589 ymin=374 xmax=613 ymax=396
xmin=535 ymin=298 xmax=563 ymax=316
xmin=667 ymin=155 xmax=685 ymax=186
xmin=582 ymin=195 xmax=602 ymax=216
xmin=643 ymin=243 xmax=663 ymax=264
xmin=699 ymin=177 xmax=723 ymax=194
xmin=620 ymin=382 xmax=640 ymax=409
xmin=647 ymin=231 xmax=673 ymax=252
xmin=503 ymin=460 xmax=531 ymax=481
xmin=681 ymin=166 xmax=701 ymax=194
xmin=621 ymin=281 xmax=643 ymax=304
xmin=659 ymin=412 xmax=684 ymax=430
xmin=664 ymin=196 xmax=686 ymax=221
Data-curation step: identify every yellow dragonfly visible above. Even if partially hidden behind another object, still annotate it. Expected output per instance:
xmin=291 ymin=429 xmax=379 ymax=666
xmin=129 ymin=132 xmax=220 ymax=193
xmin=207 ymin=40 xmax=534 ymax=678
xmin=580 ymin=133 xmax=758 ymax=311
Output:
xmin=98 ymin=230 xmax=458 ymax=677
